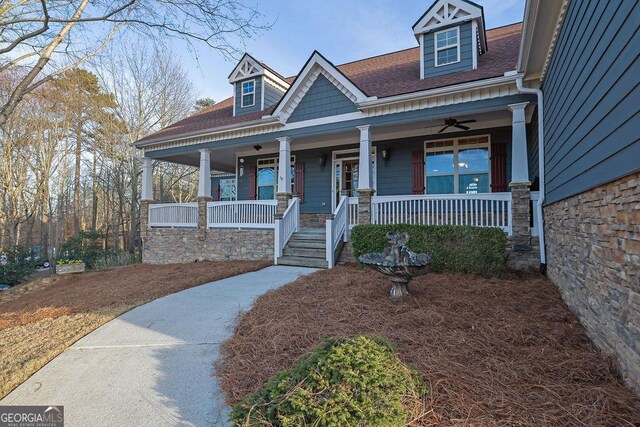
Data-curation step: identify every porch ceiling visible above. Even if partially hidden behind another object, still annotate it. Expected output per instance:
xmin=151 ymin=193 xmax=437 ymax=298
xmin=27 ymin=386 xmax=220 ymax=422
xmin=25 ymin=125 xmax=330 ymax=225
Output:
xmin=149 ymin=107 xmax=526 ymax=169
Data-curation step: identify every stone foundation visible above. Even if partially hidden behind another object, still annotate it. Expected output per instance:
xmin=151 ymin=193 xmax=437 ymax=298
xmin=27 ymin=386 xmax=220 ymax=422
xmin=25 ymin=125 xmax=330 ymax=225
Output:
xmin=544 ymin=172 xmax=640 ymax=393
xmin=143 ymin=228 xmax=273 ymax=264
xmin=507 ymin=236 xmax=540 ymax=271
xmin=300 ymin=213 xmax=331 ymax=229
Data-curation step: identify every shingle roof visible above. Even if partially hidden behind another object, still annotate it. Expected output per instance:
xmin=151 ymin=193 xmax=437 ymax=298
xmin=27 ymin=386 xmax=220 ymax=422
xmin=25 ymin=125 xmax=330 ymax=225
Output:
xmin=138 ymin=22 xmax=522 ymax=144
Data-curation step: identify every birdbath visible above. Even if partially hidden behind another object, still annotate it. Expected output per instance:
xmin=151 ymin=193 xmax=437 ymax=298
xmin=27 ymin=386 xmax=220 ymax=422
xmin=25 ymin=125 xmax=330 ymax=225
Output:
xmin=358 ymin=232 xmax=431 ymax=299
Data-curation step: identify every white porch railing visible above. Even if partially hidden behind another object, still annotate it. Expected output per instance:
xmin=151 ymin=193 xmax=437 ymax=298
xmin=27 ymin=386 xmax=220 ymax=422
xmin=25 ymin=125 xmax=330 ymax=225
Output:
xmin=348 ymin=197 xmax=358 ymax=229
xmin=530 ymin=191 xmax=540 ymax=237
xmin=207 ymin=200 xmax=277 ymax=229
xmin=371 ymin=193 xmax=513 ymax=235
xmin=274 ymin=198 xmax=300 ymax=263
xmin=148 ymin=203 xmax=198 ymax=228
xmin=326 ymin=196 xmax=349 ymax=268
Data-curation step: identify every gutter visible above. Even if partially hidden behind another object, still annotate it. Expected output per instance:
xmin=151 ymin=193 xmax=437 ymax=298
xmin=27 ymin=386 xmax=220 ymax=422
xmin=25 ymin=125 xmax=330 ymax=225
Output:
xmin=134 ymin=116 xmax=282 ymax=148
xmin=356 ymin=74 xmax=523 ymax=109
xmin=515 ymin=77 xmax=546 ymax=271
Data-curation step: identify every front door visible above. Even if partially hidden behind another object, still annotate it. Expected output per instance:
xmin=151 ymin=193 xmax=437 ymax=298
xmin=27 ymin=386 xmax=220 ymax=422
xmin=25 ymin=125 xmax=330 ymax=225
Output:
xmin=332 ymin=148 xmax=376 ymax=209
xmin=334 ymin=158 xmax=359 ymax=208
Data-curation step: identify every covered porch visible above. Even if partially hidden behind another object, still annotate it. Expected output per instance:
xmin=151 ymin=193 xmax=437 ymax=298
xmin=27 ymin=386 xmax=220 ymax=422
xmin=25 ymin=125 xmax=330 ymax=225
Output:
xmin=140 ymin=100 xmax=540 ymax=268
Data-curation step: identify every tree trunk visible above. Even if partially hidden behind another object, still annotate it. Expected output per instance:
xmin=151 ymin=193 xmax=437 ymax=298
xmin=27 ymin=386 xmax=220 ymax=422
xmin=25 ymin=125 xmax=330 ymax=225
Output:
xmin=128 ymin=155 xmax=139 ymax=252
xmin=73 ymin=120 xmax=82 ymax=235
xmin=91 ymin=148 xmax=98 ymax=230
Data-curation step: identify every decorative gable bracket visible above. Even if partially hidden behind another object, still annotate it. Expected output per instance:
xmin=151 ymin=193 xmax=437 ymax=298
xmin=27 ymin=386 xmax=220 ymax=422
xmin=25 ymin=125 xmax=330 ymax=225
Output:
xmin=228 ymin=53 xmax=265 ymax=83
xmin=413 ymin=0 xmax=487 ymax=52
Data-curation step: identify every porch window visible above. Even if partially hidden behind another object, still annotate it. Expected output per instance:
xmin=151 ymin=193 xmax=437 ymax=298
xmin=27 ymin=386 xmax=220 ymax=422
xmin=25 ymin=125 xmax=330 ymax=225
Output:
xmin=241 ymin=80 xmax=255 ymax=107
xmin=424 ymin=136 xmax=490 ymax=194
xmin=219 ymin=178 xmax=236 ymax=201
xmin=434 ymin=27 xmax=460 ymax=66
xmin=256 ymin=157 xmax=295 ymax=200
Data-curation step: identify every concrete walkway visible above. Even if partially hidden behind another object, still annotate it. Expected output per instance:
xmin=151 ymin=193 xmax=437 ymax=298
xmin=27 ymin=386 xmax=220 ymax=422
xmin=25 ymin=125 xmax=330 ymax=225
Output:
xmin=2 ymin=266 xmax=317 ymax=426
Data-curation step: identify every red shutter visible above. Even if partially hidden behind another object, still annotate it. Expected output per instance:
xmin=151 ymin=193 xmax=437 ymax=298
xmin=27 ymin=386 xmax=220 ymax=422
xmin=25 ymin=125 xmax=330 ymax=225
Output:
xmin=491 ymin=143 xmax=507 ymax=192
xmin=248 ymin=166 xmax=257 ymax=200
xmin=411 ymin=151 xmax=425 ymax=194
xmin=294 ymin=161 xmax=305 ymax=203
xmin=215 ymin=184 xmax=221 ymax=201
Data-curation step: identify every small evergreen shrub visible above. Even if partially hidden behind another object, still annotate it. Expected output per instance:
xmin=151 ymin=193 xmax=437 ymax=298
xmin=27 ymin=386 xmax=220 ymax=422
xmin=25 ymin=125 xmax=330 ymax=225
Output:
xmin=60 ymin=230 xmax=105 ymax=268
xmin=230 ymin=336 xmax=427 ymax=427
xmin=0 ymin=246 xmax=37 ymax=286
xmin=351 ymin=224 xmax=508 ymax=276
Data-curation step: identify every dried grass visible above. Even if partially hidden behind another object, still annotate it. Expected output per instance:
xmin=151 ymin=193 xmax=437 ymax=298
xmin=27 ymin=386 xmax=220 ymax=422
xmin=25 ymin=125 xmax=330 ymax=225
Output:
xmin=0 ymin=260 xmax=270 ymax=398
xmin=215 ymin=265 xmax=640 ymax=426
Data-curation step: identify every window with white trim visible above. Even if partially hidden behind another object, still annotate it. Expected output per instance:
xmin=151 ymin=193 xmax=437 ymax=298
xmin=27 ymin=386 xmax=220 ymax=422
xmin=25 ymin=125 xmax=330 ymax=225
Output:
xmin=241 ymin=80 xmax=255 ymax=107
xmin=434 ymin=27 xmax=460 ymax=66
xmin=424 ymin=136 xmax=490 ymax=194
xmin=256 ymin=156 xmax=295 ymax=200
xmin=219 ymin=178 xmax=236 ymax=201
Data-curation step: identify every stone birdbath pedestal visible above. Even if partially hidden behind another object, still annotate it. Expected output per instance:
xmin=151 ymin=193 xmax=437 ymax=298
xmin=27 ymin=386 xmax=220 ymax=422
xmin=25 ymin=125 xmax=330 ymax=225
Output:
xmin=358 ymin=232 xmax=431 ymax=299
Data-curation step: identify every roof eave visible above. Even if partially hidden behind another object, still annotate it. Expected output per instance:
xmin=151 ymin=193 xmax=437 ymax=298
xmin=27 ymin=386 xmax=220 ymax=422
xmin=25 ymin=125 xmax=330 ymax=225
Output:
xmin=134 ymin=116 xmax=282 ymax=148
xmin=356 ymin=73 xmax=523 ymax=109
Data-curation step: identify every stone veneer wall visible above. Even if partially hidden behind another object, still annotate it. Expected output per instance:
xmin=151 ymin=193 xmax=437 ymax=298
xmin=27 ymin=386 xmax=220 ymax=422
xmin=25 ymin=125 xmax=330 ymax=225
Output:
xmin=300 ymin=213 xmax=331 ymax=229
xmin=544 ymin=171 xmax=640 ymax=393
xmin=143 ymin=228 xmax=273 ymax=264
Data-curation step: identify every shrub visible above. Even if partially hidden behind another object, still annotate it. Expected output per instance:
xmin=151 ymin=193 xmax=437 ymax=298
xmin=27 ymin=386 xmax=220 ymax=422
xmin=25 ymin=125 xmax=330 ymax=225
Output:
xmin=351 ymin=224 xmax=508 ymax=276
xmin=0 ymin=246 xmax=37 ymax=286
xmin=92 ymin=252 xmax=141 ymax=270
xmin=230 ymin=336 xmax=426 ymax=427
xmin=60 ymin=230 xmax=105 ymax=268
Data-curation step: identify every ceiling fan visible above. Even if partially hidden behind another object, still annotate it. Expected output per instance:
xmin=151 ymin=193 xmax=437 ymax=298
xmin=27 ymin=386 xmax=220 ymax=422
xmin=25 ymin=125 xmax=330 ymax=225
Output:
xmin=437 ymin=117 xmax=476 ymax=133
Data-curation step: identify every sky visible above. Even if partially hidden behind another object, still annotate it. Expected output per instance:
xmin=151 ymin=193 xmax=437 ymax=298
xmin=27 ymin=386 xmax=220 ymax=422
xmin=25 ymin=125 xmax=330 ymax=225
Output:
xmin=176 ymin=0 xmax=525 ymax=103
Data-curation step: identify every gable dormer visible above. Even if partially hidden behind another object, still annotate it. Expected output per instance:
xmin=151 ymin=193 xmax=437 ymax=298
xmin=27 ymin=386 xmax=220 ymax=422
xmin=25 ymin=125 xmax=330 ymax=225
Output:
xmin=228 ymin=53 xmax=290 ymax=116
xmin=413 ymin=0 xmax=487 ymax=79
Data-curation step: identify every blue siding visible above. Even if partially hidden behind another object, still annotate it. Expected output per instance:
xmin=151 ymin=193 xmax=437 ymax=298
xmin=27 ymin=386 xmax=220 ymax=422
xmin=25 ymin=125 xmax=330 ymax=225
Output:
xmin=423 ymin=22 xmax=474 ymax=79
xmin=263 ymin=81 xmax=285 ymax=109
xmin=542 ymin=0 xmax=640 ymax=204
xmin=235 ymin=77 xmax=262 ymax=115
xmin=288 ymin=74 xmax=358 ymax=123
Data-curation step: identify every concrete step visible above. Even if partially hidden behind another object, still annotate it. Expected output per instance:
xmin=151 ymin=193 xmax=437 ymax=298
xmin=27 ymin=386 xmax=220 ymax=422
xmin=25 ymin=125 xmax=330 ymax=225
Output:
xmin=277 ymin=256 xmax=328 ymax=269
xmin=283 ymin=247 xmax=326 ymax=258
xmin=289 ymin=232 xmax=325 ymax=241
xmin=286 ymin=240 xmax=326 ymax=249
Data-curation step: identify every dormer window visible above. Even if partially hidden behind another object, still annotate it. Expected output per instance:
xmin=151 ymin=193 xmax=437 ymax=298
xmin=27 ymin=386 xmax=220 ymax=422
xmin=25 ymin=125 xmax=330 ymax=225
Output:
xmin=241 ymin=80 xmax=255 ymax=107
xmin=435 ymin=27 xmax=460 ymax=67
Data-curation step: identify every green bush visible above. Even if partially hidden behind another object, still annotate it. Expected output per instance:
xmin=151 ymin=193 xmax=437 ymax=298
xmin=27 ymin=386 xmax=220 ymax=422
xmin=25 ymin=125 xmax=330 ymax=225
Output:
xmin=60 ymin=230 xmax=105 ymax=268
xmin=0 ymin=246 xmax=37 ymax=286
xmin=230 ymin=336 xmax=426 ymax=427
xmin=351 ymin=224 xmax=508 ymax=276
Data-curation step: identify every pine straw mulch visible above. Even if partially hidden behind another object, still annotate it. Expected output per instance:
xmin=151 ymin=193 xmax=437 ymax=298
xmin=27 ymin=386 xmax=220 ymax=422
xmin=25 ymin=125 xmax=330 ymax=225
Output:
xmin=0 ymin=260 xmax=270 ymax=398
xmin=215 ymin=265 xmax=640 ymax=427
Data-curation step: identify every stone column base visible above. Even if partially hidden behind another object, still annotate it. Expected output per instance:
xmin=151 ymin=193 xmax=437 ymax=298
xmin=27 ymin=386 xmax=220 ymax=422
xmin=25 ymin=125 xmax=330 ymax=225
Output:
xmin=276 ymin=192 xmax=293 ymax=215
xmin=357 ymin=188 xmax=375 ymax=225
xmin=197 ymin=196 xmax=212 ymax=240
xmin=510 ymin=182 xmax=532 ymax=252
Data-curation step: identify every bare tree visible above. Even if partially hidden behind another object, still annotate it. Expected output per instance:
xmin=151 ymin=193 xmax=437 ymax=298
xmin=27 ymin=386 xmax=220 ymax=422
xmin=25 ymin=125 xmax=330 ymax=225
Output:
xmin=0 ymin=0 xmax=268 ymax=128
xmin=96 ymin=42 xmax=197 ymax=250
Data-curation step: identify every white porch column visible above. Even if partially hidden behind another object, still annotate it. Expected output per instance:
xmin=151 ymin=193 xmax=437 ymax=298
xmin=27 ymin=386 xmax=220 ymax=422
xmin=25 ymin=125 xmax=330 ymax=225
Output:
xmin=357 ymin=125 xmax=372 ymax=189
xmin=141 ymin=156 xmax=154 ymax=201
xmin=507 ymin=102 xmax=534 ymax=267
xmin=198 ymin=149 xmax=212 ymax=199
xmin=509 ymin=102 xmax=530 ymax=184
xmin=277 ymin=136 xmax=292 ymax=194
